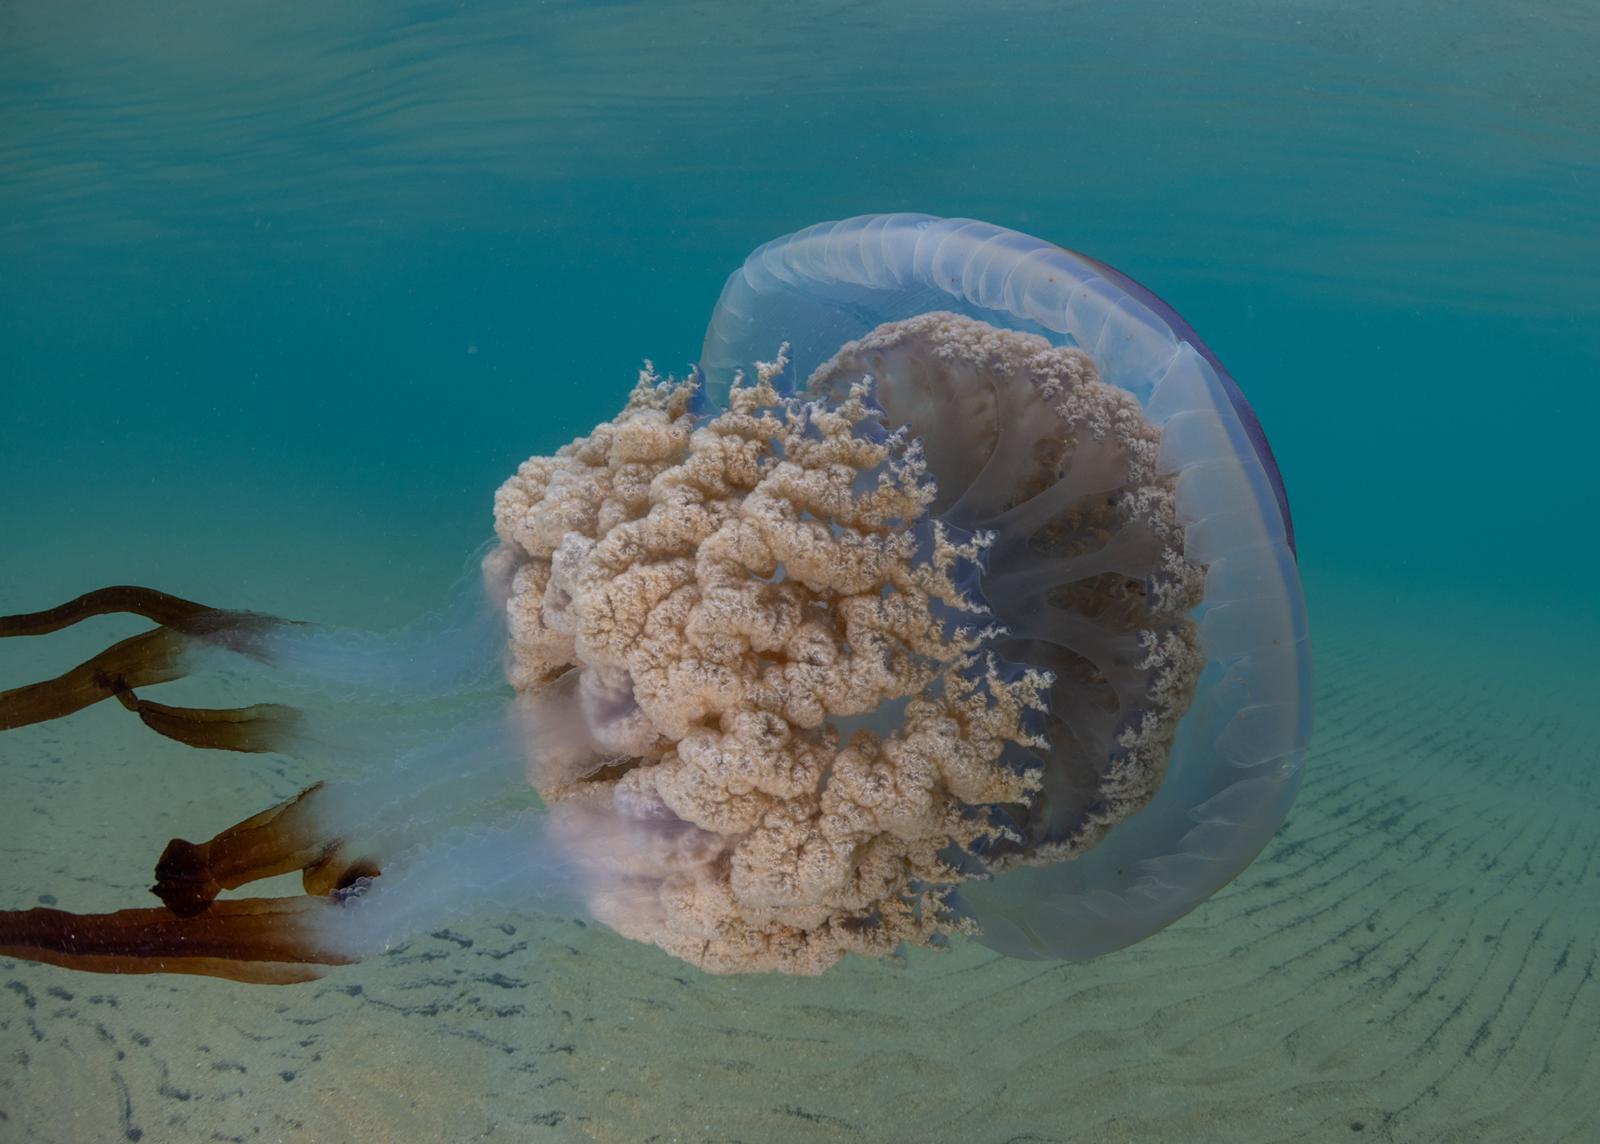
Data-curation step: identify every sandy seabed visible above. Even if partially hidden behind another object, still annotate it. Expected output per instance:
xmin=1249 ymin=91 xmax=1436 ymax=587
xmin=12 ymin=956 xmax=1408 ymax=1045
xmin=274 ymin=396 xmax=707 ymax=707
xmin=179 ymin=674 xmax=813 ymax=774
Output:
xmin=1 ymin=570 xmax=1596 ymax=1144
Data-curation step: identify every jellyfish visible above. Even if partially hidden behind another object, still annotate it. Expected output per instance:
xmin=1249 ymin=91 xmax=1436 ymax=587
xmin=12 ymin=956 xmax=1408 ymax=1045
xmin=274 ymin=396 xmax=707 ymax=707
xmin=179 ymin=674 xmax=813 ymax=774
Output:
xmin=0 ymin=214 xmax=1310 ymax=982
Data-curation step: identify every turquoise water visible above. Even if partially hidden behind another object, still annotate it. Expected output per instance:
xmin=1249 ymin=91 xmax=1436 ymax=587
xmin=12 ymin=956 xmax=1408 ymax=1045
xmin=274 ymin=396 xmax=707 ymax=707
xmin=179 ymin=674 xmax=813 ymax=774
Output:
xmin=2 ymin=2 xmax=1597 ymax=1141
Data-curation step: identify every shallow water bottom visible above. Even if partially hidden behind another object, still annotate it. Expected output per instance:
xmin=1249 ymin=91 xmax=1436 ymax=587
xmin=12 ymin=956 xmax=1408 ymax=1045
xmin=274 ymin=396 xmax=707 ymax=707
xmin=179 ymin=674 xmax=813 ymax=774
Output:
xmin=1 ymin=564 xmax=1597 ymax=1144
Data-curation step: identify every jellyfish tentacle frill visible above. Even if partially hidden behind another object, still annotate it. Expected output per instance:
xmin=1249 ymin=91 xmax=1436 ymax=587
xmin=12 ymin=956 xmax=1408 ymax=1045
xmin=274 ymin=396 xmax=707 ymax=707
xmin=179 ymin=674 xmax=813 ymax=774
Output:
xmin=494 ymin=315 xmax=1207 ymax=973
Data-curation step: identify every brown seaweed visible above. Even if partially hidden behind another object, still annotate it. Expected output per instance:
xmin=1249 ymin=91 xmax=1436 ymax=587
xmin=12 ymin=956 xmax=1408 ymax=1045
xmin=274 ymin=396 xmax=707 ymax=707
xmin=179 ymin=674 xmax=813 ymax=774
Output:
xmin=0 ymin=588 xmax=368 ymax=981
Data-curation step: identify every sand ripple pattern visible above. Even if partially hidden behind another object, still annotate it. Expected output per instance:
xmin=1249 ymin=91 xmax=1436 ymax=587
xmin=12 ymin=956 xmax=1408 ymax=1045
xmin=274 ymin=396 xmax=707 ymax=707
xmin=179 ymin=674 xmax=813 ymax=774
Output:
xmin=1 ymin=582 xmax=1596 ymax=1142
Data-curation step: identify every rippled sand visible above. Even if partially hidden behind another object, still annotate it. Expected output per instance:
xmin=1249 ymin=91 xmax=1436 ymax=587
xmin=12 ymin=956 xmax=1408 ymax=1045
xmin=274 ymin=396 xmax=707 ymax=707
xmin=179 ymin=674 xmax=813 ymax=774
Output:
xmin=2 ymin=573 xmax=1596 ymax=1143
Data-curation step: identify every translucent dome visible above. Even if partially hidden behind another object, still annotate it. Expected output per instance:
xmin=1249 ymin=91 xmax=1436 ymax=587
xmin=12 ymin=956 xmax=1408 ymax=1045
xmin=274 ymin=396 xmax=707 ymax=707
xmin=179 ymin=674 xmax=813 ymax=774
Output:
xmin=702 ymin=214 xmax=1311 ymax=959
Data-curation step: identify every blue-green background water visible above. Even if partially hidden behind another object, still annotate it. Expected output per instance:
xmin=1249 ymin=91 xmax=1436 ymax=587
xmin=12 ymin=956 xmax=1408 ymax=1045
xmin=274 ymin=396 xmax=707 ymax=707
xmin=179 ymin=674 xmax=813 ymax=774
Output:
xmin=2 ymin=3 xmax=1597 ymax=1141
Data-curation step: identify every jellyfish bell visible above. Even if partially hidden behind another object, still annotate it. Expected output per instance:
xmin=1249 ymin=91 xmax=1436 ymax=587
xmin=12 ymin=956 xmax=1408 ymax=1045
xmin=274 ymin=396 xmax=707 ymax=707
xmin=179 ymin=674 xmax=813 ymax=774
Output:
xmin=698 ymin=215 xmax=1309 ymax=960
xmin=0 ymin=214 xmax=1309 ymax=982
